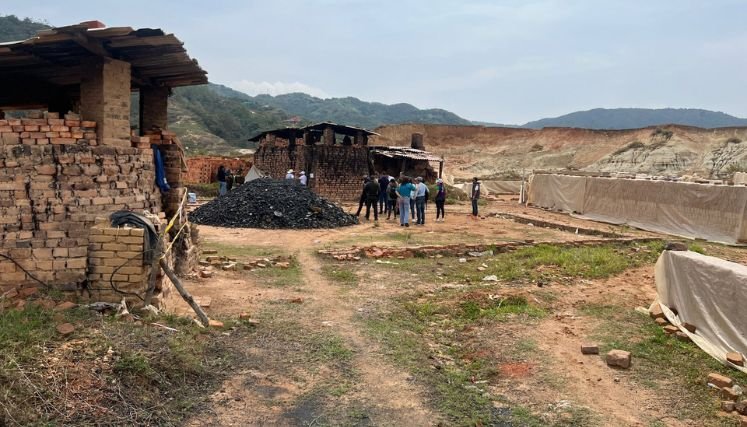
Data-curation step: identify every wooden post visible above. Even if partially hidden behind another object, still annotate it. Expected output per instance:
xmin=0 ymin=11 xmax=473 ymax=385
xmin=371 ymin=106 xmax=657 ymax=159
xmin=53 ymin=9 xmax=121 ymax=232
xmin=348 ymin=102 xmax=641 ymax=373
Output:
xmin=439 ymin=160 xmax=444 ymax=179
xmin=159 ymin=258 xmax=210 ymax=327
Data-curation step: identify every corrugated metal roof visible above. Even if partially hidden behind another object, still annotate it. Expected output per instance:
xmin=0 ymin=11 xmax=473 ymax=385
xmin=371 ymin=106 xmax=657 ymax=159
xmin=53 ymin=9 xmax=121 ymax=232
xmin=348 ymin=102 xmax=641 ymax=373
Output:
xmin=0 ymin=21 xmax=207 ymax=88
xmin=369 ymin=145 xmax=443 ymax=162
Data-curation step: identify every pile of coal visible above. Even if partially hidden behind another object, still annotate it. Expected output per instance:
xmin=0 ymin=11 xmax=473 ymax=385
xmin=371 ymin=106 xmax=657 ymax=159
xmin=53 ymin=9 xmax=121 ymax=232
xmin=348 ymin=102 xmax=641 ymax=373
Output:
xmin=189 ymin=179 xmax=358 ymax=229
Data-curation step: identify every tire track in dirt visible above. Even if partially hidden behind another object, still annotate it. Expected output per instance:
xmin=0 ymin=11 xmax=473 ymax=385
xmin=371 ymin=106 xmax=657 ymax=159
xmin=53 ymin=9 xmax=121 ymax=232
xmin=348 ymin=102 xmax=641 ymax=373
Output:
xmin=293 ymin=250 xmax=437 ymax=426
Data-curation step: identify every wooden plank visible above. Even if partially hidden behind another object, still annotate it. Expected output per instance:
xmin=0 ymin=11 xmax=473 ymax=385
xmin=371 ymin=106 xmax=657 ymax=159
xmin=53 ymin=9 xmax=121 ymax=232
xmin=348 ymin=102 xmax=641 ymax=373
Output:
xmin=107 ymin=35 xmax=182 ymax=49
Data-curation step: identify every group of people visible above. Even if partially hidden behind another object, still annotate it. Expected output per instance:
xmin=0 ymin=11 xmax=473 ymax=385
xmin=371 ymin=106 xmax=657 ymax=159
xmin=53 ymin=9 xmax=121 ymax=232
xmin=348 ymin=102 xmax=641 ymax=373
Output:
xmin=355 ymin=175 xmax=449 ymax=226
xmin=216 ymin=165 xmax=245 ymax=196
xmin=285 ymin=169 xmax=308 ymax=186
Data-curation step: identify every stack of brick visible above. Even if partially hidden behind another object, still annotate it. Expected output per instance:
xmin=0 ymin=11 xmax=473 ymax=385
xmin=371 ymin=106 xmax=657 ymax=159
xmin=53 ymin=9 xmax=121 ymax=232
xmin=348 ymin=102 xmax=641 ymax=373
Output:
xmin=0 ymin=113 xmax=162 ymax=294
xmin=184 ymin=156 xmax=252 ymax=184
xmin=0 ymin=112 xmax=96 ymax=146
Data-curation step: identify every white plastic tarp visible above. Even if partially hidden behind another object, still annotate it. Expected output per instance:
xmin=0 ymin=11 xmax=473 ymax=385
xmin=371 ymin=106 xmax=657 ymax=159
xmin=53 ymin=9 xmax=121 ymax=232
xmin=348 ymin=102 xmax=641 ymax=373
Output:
xmin=654 ymin=250 xmax=747 ymax=373
xmin=526 ymin=174 xmax=586 ymax=213
xmin=527 ymin=174 xmax=747 ymax=244
xmin=735 ymin=172 xmax=747 ymax=185
xmin=482 ymin=180 xmax=522 ymax=195
xmin=244 ymin=165 xmax=265 ymax=182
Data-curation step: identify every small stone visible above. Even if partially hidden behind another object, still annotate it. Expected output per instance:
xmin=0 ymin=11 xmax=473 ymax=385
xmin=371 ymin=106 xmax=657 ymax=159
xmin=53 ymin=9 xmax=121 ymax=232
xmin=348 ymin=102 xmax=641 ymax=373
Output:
xmin=727 ymin=352 xmax=745 ymax=367
xmin=675 ymin=331 xmax=691 ymax=342
xmin=37 ymin=299 xmax=56 ymax=310
xmin=740 ymin=415 xmax=747 ymax=427
xmin=275 ymin=262 xmax=290 ymax=269
xmin=56 ymin=323 xmax=75 ymax=336
xmin=208 ymin=319 xmax=224 ymax=328
xmin=654 ymin=318 xmax=669 ymax=326
xmin=665 ymin=242 xmax=688 ymax=251
xmin=54 ymin=301 xmax=77 ymax=311
xmin=458 ymin=258 xmax=467 ymax=263
xmin=606 ymin=349 xmax=631 ymax=369
xmin=18 ymin=287 xmax=38 ymax=298
xmin=707 ymin=372 xmax=734 ymax=389
xmin=581 ymin=344 xmax=599 ymax=355
xmin=238 ymin=312 xmax=252 ymax=320
xmin=722 ymin=400 xmax=736 ymax=412
xmin=723 ymin=386 xmax=742 ymax=401
xmin=649 ymin=303 xmax=665 ymax=320
xmin=289 ymin=297 xmax=304 ymax=304
xmin=682 ymin=323 xmax=696 ymax=333
xmin=222 ymin=262 xmax=237 ymax=271
xmin=199 ymin=269 xmax=213 ymax=278
xmin=736 ymin=400 xmax=747 ymax=415
xmin=663 ymin=325 xmax=679 ymax=335
xmin=1 ymin=288 xmax=18 ymax=299
xmin=203 ymin=249 xmax=218 ymax=255
xmin=482 ymin=275 xmax=498 ymax=282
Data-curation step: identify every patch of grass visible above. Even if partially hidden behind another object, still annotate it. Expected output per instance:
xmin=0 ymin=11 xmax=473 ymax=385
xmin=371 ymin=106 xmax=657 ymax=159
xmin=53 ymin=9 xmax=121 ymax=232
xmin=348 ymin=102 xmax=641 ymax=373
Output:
xmin=688 ymin=242 xmax=706 ymax=254
xmin=458 ymin=295 xmax=546 ymax=322
xmin=322 ymin=264 xmax=358 ymax=286
xmin=0 ymin=305 xmax=56 ymax=364
xmin=581 ymin=302 xmax=747 ymax=424
xmin=313 ymin=335 xmax=354 ymax=363
xmin=251 ymin=257 xmax=302 ymax=287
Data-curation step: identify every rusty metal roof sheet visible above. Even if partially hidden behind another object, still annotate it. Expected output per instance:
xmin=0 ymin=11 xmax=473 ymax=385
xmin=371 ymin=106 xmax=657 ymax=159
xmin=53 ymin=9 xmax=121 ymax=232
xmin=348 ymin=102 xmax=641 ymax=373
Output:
xmin=0 ymin=21 xmax=207 ymax=88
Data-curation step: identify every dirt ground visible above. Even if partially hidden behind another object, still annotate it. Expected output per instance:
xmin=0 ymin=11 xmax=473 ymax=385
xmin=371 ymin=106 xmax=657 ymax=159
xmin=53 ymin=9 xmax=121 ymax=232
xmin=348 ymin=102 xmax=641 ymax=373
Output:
xmin=170 ymin=199 xmax=747 ymax=426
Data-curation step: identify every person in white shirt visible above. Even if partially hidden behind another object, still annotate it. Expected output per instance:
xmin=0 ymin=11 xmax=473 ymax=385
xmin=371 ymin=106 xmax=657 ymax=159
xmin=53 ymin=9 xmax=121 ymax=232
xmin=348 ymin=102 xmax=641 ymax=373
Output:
xmin=415 ymin=177 xmax=428 ymax=225
xmin=299 ymin=171 xmax=308 ymax=186
xmin=285 ymin=169 xmax=295 ymax=180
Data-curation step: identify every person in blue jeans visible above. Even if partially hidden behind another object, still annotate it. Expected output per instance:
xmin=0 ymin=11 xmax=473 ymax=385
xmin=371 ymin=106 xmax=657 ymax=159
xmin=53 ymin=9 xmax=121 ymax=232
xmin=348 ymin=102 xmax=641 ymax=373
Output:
xmin=415 ymin=177 xmax=428 ymax=225
xmin=396 ymin=177 xmax=416 ymax=227
xmin=217 ymin=165 xmax=227 ymax=196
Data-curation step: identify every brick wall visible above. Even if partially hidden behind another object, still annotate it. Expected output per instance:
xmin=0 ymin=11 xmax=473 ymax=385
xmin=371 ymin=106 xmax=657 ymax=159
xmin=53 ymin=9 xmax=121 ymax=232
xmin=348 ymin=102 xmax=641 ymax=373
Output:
xmin=184 ymin=156 xmax=252 ymax=184
xmin=0 ymin=117 xmax=162 ymax=294
xmin=254 ymin=144 xmax=370 ymax=202
xmin=79 ymin=58 xmax=132 ymax=148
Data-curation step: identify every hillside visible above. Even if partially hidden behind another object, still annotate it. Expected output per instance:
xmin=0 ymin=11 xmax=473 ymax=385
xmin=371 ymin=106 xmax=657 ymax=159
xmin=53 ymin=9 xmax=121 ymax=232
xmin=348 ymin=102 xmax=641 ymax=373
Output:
xmin=523 ymin=108 xmax=747 ymax=130
xmin=373 ymin=124 xmax=747 ymax=180
xmin=0 ymin=15 xmax=49 ymax=41
xmin=251 ymin=92 xmax=472 ymax=129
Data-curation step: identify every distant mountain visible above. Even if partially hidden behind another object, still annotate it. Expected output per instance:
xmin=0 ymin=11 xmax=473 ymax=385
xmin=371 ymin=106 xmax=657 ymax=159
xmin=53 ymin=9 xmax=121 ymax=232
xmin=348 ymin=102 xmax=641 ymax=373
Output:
xmin=523 ymin=108 xmax=747 ymax=130
xmin=0 ymin=15 xmax=49 ymax=42
xmin=249 ymin=92 xmax=473 ymax=129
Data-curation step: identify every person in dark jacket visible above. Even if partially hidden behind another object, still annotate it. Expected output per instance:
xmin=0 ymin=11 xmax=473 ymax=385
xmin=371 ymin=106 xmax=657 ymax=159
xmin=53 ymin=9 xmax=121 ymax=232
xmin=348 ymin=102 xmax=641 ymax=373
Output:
xmin=363 ymin=176 xmax=380 ymax=221
xmin=435 ymin=178 xmax=447 ymax=222
xmin=471 ymin=177 xmax=481 ymax=218
xmin=217 ymin=165 xmax=227 ymax=196
xmin=226 ymin=168 xmax=234 ymax=192
xmin=355 ymin=177 xmax=368 ymax=216
xmin=378 ymin=174 xmax=389 ymax=214
xmin=386 ymin=178 xmax=398 ymax=220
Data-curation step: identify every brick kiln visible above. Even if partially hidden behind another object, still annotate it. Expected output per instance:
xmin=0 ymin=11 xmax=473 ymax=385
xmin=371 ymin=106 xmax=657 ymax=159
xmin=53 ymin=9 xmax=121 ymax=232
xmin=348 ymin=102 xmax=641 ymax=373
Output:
xmin=251 ymin=124 xmax=443 ymax=202
xmin=184 ymin=156 xmax=252 ymax=184
xmin=0 ymin=21 xmax=207 ymax=307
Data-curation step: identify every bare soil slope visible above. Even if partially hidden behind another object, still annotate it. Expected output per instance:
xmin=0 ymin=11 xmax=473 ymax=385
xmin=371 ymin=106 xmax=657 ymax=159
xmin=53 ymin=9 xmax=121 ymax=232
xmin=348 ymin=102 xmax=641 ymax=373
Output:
xmin=372 ymin=124 xmax=747 ymax=180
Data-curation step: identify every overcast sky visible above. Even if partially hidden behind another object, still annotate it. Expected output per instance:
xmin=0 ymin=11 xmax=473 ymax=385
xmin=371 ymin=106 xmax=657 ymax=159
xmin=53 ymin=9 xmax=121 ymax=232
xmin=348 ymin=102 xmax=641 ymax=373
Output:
xmin=4 ymin=0 xmax=747 ymax=124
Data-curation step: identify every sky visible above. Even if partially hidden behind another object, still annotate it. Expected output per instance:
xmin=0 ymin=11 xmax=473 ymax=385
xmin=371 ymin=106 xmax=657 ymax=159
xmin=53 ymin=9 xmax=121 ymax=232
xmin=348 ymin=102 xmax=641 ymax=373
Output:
xmin=4 ymin=0 xmax=747 ymax=124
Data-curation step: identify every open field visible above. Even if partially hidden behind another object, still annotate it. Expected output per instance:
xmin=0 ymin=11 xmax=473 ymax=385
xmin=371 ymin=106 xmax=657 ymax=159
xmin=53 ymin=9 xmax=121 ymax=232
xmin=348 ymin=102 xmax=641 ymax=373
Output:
xmin=3 ymin=198 xmax=747 ymax=426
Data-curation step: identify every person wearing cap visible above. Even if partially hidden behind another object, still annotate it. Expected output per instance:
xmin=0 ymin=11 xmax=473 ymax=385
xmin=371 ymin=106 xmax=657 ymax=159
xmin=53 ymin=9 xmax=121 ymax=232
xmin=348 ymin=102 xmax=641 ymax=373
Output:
xmin=435 ymin=178 xmax=447 ymax=222
xmin=285 ymin=169 xmax=295 ymax=180
xmin=414 ymin=177 xmax=428 ymax=225
xmin=299 ymin=171 xmax=308 ymax=186
xmin=471 ymin=177 xmax=481 ymax=218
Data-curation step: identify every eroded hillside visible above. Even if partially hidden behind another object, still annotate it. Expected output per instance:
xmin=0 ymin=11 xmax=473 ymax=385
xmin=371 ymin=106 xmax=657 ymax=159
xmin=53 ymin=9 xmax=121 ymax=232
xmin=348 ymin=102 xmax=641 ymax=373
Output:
xmin=372 ymin=124 xmax=747 ymax=180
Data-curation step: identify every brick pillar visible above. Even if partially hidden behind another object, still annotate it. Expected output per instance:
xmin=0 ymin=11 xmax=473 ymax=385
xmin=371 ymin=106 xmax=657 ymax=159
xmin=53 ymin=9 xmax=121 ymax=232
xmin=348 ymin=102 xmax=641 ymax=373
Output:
xmin=323 ymin=127 xmax=335 ymax=145
xmin=139 ymin=86 xmax=169 ymax=133
xmin=79 ymin=58 xmax=132 ymax=148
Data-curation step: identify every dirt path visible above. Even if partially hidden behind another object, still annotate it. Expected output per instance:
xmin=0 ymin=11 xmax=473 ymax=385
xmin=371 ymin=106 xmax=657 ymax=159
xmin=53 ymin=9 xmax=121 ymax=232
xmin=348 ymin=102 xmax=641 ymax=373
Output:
xmin=186 ymin=236 xmax=436 ymax=426
xmin=293 ymin=250 xmax=436 ymax=425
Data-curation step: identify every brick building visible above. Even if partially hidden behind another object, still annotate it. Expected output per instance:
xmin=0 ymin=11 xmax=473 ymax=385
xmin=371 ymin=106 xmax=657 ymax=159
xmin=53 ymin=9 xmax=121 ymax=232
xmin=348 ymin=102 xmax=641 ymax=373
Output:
xmin=0 ymin=21 xmax=207 ymax=306
xmin=251 ymin=124 xmax=443 ymax=201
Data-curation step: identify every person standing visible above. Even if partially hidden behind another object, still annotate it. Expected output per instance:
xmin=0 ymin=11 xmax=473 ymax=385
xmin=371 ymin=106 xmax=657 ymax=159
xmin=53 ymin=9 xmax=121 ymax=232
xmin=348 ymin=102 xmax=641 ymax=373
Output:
xmin=471 ymin=177 xmax=481 ymax=218
xmin=355 ymin=177 xmax=368 ymax=217
xmin=415 ymin=177 xmax=428 ymax=225
xmin=363 ymin=176 xmax=380 ymax=221
xmin=226 ymin=168 xmax=234 ymax=192
xmin=378 ymin=174 xmax=389 ymax=214
xmin=386 ymin=178 xmax=398 ymax=220
xmin=435 ymin=178 xmax=446 ymax=222
xmin=299 ymin=171 xmax=308 ymax=186
xmin=285 ymin=169 xmax=295 ymax=180
xmin=397 ymin=177 xmax=416 ymax=227
xmin=217 ymin=165 xmax=227 ymax=196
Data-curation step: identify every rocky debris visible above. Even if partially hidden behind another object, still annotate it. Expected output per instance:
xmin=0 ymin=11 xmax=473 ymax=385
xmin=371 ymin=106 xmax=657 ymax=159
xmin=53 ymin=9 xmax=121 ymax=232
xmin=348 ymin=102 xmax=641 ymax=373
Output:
xmin=722 ymin=401 xmax=737 ymax=412
xmin=580 ymin=344 xmax=599 ymax=355
xmin=189 ymin=179 xmax=357 ymax=229
xmin=208 ymin=319 xmax=224 ymax=328
xmin=203 ymin=249 xmax=218 ymax=255
xmin=649 ymin=303 xmax=665 ymax=320
xmin=654 ymin=318 xmax=669 ymax=326
xmin=56 ymin=323 xmax=75 ymax=336
xmin=605 ymin=350 xmax=631 ymax=368
xmin=665 ymin=242 xmax=689 ymax=251
xmin=482 ymin=275 xmax=498 ymax=282
xmin=737 ymin=400 xmax=747 ymax=415
xmin=723 ymin=385 xmax=743 ymax=401
xmin=728 ymin=352 xmax=745 ymax=367
xmin=674 ymin=331 xmax=691 ymax=342
xmin=707 ymin=373 xmax=734 ymax=389
xmin=662 ymin=325 xmax=679 ymax=335
xmin=198 ymin=254 xmax=292 ymax=273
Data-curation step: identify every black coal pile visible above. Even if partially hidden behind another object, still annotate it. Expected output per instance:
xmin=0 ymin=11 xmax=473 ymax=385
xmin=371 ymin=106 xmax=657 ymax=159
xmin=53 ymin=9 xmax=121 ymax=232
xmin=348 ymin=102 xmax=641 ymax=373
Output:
xmin=189 ymin=179 xmax=358 ymax=229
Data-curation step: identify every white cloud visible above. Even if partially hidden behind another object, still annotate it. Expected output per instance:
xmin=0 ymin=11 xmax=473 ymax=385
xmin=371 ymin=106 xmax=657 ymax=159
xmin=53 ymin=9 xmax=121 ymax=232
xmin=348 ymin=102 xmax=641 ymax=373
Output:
xmin=230 ymin=80 xmax=329 ymax=98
